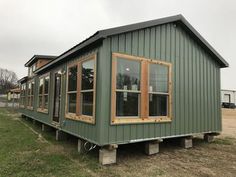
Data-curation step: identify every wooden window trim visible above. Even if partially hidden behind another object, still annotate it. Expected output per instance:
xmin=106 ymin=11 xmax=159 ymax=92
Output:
xmin=37 ymin=73 xmax=50 ymax=114
xmin=111 ymin=52 xmax=172 ymax=125
xmin=20 ymin=83 xmax=26 ymax=108
xmin=65 ymin=53 xmax=97 ymax=124
xmin=65 ymin=63 xmax=78 ymax=117
xmin=26 ymin=80 xmax=34 ymax=110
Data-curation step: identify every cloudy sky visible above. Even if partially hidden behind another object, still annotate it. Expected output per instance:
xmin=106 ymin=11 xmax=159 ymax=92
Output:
xmin=0 ymin=0 xmax=235 ymax=89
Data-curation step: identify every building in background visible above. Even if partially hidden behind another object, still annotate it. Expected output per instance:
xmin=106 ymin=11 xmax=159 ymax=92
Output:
xmin=221 ymin=89 xmax=236 ymax=108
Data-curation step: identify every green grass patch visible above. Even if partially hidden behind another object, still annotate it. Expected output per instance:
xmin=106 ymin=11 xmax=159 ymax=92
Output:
xmin=213 ymin=137 xmax=234 ymax=145
xmin=1 ymin=108 xmax=236 ymax=177
xmin=0 ymin=108 xmax=101 ymax=177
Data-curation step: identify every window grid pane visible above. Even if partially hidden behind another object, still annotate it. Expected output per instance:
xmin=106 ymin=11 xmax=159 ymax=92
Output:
xmin=149 ymin=63 xmax=168 ymax=93
xmin=68 ymin=66 xmax=77 ymax=92
xmin=82 ymin=60 xmax=94 ymax=90
xmin=116 ymin=58 xmax=140 ymax=91
xmin=81 ymin=92 xmax=93 ymax=116
xmin=68 ymin=93 xmax=77 ymax=113
xmin=116 ymin=92 xmax=140 ymax=117
xmin=44 ymin=76 xmax=50 ymax=94
xmin=80 ymin=59 xmax=95 ymax=117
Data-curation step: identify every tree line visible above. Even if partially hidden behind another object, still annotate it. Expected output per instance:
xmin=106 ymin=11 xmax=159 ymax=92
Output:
xmin=0 ymin=68 xmax=18 ymax=94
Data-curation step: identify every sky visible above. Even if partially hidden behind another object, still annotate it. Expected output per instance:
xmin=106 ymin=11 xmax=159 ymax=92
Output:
xmin=0 ymin=0 xmax=235 ymax=89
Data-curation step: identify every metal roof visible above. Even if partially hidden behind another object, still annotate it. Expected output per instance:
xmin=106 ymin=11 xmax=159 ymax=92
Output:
xmin=35 ymin=14 xmax=228 ymax=74
xmin=25 ymin=55 xmax=57 ymax=67
xmin=18 ymin=76 xmax=28 ymax=83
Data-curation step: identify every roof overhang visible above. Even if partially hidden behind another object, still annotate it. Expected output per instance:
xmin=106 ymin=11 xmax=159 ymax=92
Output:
xmin=35 ymin=14 xmax=229 ymax=74
xmin=18 ymin=76 xmax=28 ymax=84
xmin=25 ymin=55 xmax=57 ymax=67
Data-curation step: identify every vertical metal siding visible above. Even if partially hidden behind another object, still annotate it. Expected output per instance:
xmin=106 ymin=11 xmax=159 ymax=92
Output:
xmin=98 ymin=22 xmax=221 ymax=145
xmin=19 ymin=49 xmax=101 ymax=145
xmin=19 ymin=22 xmax=222 ymax=146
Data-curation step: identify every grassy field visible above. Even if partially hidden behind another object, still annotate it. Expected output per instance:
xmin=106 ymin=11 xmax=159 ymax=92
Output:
xmin=0 ymin=108 xmax=236 ymax=177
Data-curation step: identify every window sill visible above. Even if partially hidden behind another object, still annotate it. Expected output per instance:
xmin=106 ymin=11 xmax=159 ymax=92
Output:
xmin=26 ymin=106 xmax=34 ymax=110
xmin=111 ymin=116 xmax=172 ymax=125
xmin=65 ymin=113 xmax=95 ymax=124
xmin=19 ymin=105 xmax=25 ymax=108
xmin=37 ymin=108 xmax=48 ymax=114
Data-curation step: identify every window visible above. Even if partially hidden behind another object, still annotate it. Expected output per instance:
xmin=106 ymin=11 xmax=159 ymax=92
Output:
xmin=116 ymin=58 xmax=141 ymax=117
xmin=67 ymin=65 xmax=77 ymax=113
xmin=149 ymin=64 xmax=169 ymax=116
xmin=20 ymin=83 xmax=26 ymax=108
xmin=65 ymin=53 xmax=96 ymax=124
xmin=32 ymin=63 xmax=36 ymax=72
xmin=37 ymin=74 xmax=50 ymax=113
xmin=28 ymin=63 xmax=37 ymax=77
xmin=27 ymin=80 xmax=35 ymax=109
xmin=81 ymin=59 xmax=95 ymax=116
xmin=111 ymin=53 xmax=172 ymax=124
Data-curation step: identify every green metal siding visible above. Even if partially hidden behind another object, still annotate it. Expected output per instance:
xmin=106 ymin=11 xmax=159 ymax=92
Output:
xmin=98 ymin=22 xmax=221 ymax=145
xmin=19 ymin=22 xmax=222 ymax=146
xmin=19 ymin=49 xmax=101 ymax=145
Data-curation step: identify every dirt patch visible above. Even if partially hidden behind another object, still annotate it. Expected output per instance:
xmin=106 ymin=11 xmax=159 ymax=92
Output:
xmin=221 ymin=108 xmax=236 ymax=137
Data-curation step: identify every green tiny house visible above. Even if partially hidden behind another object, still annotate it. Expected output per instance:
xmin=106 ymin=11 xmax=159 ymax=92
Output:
xmin=19 ymin=15 xmax=228 ymax=164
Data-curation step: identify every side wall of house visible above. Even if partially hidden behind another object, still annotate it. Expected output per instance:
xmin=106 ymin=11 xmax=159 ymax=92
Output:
xmin=98 ymin=22 xmax=221 ymax=145
xmin=19 ymin=48 xmax=101 ymax=145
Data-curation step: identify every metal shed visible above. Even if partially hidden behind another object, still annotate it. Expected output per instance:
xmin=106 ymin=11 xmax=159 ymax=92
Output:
xmin=19 ymin=14 xmax=228 ymax=165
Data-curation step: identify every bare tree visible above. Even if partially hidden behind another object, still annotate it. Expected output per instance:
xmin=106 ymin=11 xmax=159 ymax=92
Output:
xmin=0 ymin=68 xmax=18 ymax=94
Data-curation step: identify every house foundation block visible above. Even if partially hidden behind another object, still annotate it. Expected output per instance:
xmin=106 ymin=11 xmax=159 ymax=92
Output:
xmin=145 ymin=140 xmax=160 ymax=155
xmin=56 ymin=130 xmax=67 ymax=141
xmin=78 ymin=139 xmax=86 ymax=153
xmin=42 ymin=124 xmax=52 ymax=132
xmin=181 ymin=137 xmax=193 ymax=149
xmin=99 ymin=145 xmax=117 ymax=165
xmin=204 ymin=134 xmax=214 ymax=143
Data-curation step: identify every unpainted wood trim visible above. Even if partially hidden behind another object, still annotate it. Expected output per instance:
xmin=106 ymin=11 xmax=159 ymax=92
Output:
xmin=92 ymin=54 xmax=97 ymax=120
xmin=65 ymin=64 xmax=79 ymax=115
xmin=38 ymin=72 xmax=50 ymax=110
xmin=65 ymin=113 xmax=95 ymax=124
xmin=168 ymin=64 xmax=173 ymax=119
xmin=37 ymin=108 xmax=49 ymax=114
xmin=77 ymin=63 xmax=81 ymax=115
xmin=141 ymin=60 xmax=149 ymax=119
xmin=113 ymin=52 xmax=172 ymax=66
xmin=111 ymin=54 xmax=117 ymax=123
xmin=111 ymin=52 xmax=173 ymax=124
xmin=112 ymin=117 xmax=172 ymax=124
xmin=65 ymin=52 xmax=97 ymax=124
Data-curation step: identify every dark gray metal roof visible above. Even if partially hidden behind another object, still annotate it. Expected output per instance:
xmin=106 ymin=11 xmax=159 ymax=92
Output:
xmin=25 ymin=55 xmax=57 ymax=67
xmin=18 ymin=76 xmax=28 ymax=84
xmin=35 ymin=14 xmax=228 ymax=73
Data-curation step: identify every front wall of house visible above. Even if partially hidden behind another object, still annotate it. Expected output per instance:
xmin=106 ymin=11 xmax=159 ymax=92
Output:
xmin=98 ymin=22 xmax=221 ymax=145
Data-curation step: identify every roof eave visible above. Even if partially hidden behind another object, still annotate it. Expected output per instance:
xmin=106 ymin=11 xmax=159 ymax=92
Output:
xmin=35 ymin=33 xmax=105 ymax=74
xmin=24 ymin=55 xmax=57 ymax=67
xmin=35 ymin=14 xmax=229 ymax=73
